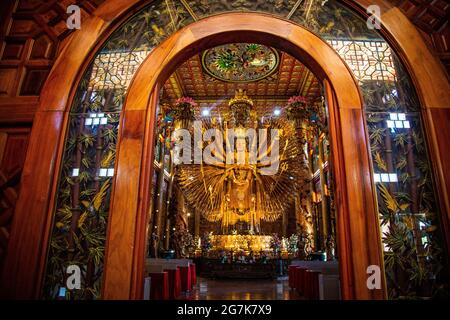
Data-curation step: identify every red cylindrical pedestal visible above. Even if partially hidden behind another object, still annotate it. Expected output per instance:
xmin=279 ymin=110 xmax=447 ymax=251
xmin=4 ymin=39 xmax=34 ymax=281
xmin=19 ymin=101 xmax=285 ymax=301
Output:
xmin=164 ymin=268 xmax=181 ymax=299
xmin=304 ymin=270 xmax=321 ymax=300
xmin=288 ymin=265 xmax=298 ymax=289
xmin=179 ymin=266 xmax=192 ymax=292
xmin=190 ymin=263 xmax=197 ymax=287
xmin=149 ymin=272 xmax=169 ymax=300
xmin=296 ymin=268 xmax=307 ymax=295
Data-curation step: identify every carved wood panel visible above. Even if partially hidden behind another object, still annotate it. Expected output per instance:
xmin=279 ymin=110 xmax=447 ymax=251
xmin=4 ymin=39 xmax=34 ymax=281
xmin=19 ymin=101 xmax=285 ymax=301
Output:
xmin=0 ymin=127 xmax=30 ymax=272
xmin=393 ymin=0 xmax=450 ymax=73
xmin=0 ymin=0 xmax=105 ymax=278
xmin=0 ymin=0 xmax=107 ymax=123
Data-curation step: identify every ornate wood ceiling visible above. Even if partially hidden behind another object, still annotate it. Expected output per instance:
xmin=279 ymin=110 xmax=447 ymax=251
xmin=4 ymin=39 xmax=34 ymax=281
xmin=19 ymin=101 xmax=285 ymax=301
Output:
xmin=392 ymin=0 xmax=450 ymax=73
xmin=162 ymin=50 xmax=322 ymax=118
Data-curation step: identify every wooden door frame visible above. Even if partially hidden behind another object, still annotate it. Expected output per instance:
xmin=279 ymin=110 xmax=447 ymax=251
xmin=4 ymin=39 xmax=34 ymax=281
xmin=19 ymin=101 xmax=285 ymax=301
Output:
xmin=1 ymin=0 xmax=449 ymax=300
xmin=101 ymin=13 xmax=385 ymax=300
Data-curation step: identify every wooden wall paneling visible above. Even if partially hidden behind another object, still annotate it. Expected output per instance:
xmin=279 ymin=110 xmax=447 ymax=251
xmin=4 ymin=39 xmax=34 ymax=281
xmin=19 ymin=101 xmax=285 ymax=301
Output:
xmin=0 ymin=0 xmax=447 ymax=112
xmin=0 ymin=128 xmax=30 ymax=176
xmin=0 ymin=111 xmax=60 ymax=299
xmin=0 ymin=0 xmax=145 ymax=299
xmin=0 ymin=0 xmax=109 ymax=123
xmin=398 ymin=0 xmax=450 ymax=73
xmin=0 ymin=97 xmax=39 ymax=123
xmin=0 ymin=68 xmax=18 ymax=97
xmin=0 ymin=127 xmax=31 ymax=273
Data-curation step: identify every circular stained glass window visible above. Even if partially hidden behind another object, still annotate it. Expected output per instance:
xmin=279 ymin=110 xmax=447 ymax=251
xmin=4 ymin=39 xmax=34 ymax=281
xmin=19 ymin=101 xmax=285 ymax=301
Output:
xmin=202 ymin=43 xmax=279 ymax=83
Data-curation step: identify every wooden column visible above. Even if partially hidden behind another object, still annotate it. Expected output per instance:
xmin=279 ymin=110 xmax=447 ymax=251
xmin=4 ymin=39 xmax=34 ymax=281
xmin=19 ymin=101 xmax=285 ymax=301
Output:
xmin=164 ymin=158 xmax=175 ymax=250
xmin=324 ymin=80 xmax=386 ymax=299
xmin=318 ymin=135 xmax=329 ymax=249
xmin=307 ymin=146 xmax=317 ymax=250
xmin=154 ymin=136 xmax=166 ymax=254
xmin=426 ymin=108 xmax=450 ymax=255
xmin=102 ymin=88 xmax=159 ymax=300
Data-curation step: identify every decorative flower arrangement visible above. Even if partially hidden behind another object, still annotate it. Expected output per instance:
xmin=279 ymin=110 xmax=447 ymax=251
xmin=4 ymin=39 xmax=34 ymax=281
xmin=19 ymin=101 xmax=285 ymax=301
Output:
xmin=235 ymin=250 xmax=246 ymax=257
xmin=170 ymin=97 xmax=197 ymax=128
xmin=201 ymin=232 xmax=213 ymax=253
xmin=175 ymin=97 xmax=198 ymax=107
xmin=287 ymin=95 xmax=307 ymax=105
xmin=173 ymin=229 xmax=196 ymax=258
xmin=287 ymin=234 xmax=299 ymax=257
xmin=286 ymin=95 xmax=310 ymax=121
xmin=220 ymin=251 xmax=228 ymax=263
xmin=269 ymin=233 xmax=282 ymax=254
xmin=194 ymin=235 xmax=201 ymax=250
xmin=298 ymin=231 xmax=314 ymax=258
xmin=260 ymin=251 xmax=268 ymax=264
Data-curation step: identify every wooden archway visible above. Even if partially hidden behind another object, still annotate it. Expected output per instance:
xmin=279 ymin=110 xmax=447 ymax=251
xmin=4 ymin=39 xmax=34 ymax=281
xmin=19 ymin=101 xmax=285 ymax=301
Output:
xmin=2 ymin=0 xmax=449 ymax=300
xmin=101 ymin=13 xmax=383 ymax=300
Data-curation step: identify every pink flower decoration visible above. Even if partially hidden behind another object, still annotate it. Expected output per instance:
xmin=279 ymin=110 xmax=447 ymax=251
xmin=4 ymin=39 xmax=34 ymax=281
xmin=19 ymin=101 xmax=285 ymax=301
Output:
xmin=287 ymin=95 xmax=307 ymax=106
xmin=175 ymin=97 xmax=198 ymax=107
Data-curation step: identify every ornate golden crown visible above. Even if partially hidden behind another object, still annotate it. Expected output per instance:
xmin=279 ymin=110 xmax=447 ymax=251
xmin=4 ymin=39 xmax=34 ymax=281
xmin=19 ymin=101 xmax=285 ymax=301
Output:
xmin=228 ymin=89 xmax=254 ymax=107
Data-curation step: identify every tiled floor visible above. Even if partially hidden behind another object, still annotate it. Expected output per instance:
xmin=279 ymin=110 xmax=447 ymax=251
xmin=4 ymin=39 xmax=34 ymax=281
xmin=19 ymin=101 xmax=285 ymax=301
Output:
xmin=179 ymin=277 xmax=303 ymax=300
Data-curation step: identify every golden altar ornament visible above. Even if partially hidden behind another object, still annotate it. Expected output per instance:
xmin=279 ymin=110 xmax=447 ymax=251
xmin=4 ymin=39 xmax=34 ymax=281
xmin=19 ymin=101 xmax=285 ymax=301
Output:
xmin=210 ymin=235 xmax=272 ymax=252
xmin=175 ymin=91 xmax=308 ymax=234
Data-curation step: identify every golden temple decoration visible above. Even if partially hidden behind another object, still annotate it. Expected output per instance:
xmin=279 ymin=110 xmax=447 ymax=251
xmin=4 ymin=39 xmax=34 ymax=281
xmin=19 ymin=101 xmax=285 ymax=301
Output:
xmin=229 ymin=89 xmax=254 ymax=127
xmin=175 ymin=91 xmax=308 ymax=234
xmin=228 ymin=89 xmax=254 ymax=107
xmin=210 ymin=235 xmax=272 ymax=252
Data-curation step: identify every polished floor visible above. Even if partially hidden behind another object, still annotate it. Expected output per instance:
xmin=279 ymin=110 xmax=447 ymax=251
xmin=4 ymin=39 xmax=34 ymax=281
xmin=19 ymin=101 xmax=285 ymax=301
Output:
xmin=179 ymin=277 xmax=303 ymax=300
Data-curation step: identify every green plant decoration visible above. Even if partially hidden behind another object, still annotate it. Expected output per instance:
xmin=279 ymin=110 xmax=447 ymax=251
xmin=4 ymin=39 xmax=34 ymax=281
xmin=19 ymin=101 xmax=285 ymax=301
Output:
xmin=215 ymin=51 xmax=238 ymax=71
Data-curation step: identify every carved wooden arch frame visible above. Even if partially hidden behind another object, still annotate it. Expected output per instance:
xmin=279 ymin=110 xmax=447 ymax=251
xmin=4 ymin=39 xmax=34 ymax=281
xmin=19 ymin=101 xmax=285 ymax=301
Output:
xmin=103 ymin=13 xmax=384 ymax=300
xmin=2 ymin=0 xmax=449 ymax=300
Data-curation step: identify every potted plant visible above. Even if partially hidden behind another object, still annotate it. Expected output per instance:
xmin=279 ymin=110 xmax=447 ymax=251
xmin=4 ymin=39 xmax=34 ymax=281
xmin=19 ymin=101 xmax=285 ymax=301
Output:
xmin=269 ymin=233 xmax=281 ymax=256
xmin=287 ymin=234 xmax=299 ymax=258
xmin=173 ymin=229 xmax=196 ymax=258
xmin=201 ymin=232 xmax=213 ymax=256
xmin=286 ymin=95 xmax=310 ymax=121
xmin=171 ymin=97 xmax=197 ymax=129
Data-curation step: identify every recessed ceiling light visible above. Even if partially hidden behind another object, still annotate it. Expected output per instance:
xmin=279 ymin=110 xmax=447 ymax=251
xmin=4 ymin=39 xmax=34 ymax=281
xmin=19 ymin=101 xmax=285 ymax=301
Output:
xmin=273 ymin=109 xmax=281 ymax=116
xmin=202 ymin=109 xmax=210 ymax=116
